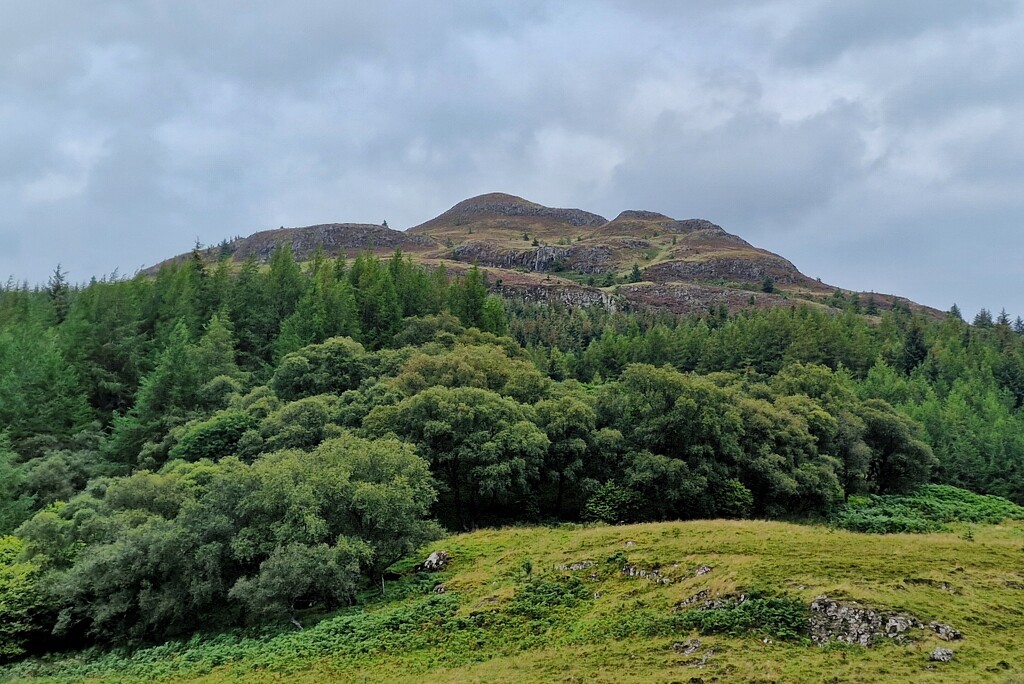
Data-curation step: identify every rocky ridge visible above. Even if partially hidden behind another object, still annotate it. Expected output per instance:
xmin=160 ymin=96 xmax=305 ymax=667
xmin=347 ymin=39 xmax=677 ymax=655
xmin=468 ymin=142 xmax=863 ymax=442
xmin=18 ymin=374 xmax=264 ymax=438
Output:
xmin=145 ymin=192 xmax=943 ymax=318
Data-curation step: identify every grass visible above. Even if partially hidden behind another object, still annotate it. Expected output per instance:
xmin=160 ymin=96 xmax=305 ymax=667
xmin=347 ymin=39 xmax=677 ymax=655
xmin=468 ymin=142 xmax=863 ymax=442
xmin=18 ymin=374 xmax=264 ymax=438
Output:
xmin=4 ymin=519 xmax=1024 ymax=683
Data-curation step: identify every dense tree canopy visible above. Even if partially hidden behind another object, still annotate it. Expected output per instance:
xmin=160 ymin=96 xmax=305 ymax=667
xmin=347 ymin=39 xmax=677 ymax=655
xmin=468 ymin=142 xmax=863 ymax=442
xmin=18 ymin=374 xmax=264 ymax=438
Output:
xmin=1 ymin=244 xmax=1024 ymax=659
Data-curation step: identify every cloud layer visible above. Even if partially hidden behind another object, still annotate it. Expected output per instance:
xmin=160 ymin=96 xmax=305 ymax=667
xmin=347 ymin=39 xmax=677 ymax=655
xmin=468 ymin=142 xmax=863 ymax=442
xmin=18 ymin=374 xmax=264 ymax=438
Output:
xmin=2 ymin=0 xmax=1022 ymax=317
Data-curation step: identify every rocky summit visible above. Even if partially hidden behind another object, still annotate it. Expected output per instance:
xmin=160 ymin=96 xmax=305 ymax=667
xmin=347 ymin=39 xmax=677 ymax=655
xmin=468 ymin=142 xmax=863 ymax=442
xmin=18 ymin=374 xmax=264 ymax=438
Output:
xmin=148 ymin=192 xmax=941 ymax=318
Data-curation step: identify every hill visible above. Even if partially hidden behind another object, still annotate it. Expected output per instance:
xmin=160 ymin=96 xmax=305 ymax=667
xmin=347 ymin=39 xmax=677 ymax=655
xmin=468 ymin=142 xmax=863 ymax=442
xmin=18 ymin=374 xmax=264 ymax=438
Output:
xmin=148 ymin=192 xmax=942 ymax=318
xmin=5 ymin=518 xmax=1022 ymax=683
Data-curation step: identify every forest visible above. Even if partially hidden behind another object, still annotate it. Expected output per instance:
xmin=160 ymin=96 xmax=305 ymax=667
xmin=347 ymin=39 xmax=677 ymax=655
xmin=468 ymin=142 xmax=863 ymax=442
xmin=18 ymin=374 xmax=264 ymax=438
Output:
xmin=2 ymin=245 xmax=1024 ymax=660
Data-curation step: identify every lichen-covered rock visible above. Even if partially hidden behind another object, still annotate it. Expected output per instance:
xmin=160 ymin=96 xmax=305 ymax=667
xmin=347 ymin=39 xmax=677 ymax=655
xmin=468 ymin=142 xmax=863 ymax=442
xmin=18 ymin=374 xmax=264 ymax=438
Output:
xmin=809 ymin=596 xmax=923 ymax=646
xmin=672 ymin=638 xmax=702 ymax=655
xmin=929 ymin=621 xmax=963 ymax=641
xmin=930 ymin=647 xmax=954 ymax=662
xmin=622 ymin=563 xmax=673 ymax=585
xmin=558 ymin=561 xmax=597 ymax=571
xmin=419 ymin=550 xmax=450 ymax=572
xmin=674 ymin=589 xmax=711 ymax=611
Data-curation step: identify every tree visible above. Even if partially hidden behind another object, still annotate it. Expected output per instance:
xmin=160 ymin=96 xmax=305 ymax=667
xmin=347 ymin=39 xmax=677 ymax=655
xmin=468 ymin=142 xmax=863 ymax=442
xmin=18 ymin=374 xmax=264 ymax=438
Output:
xmin=856 ymin=399 xmax=936 ymax=494
xmin=229 ymin=542 xmax=366 ymax=623
xmin=534 ymin=394 xmax=598 ymax=517
xmin=481 ymin=296 xmax=508 ymax=335
xmin=761 ymin=276 xmax=776 ymax=294
xmin=266 ymin=243 xmax=306 ymax=324
xmin=364 ymin=386 xmax=548 ymax=528
xmin=270 ymin=337 xmax=367 ymax=402
xmin=46 ymin=265 xmax=71 ymax=324
xmin=449 ymin=266 xmax=488 ymax=329
xmin=351 ymin=254 xmax=401 ymax=348
xmin=0 ymin=438 xmax=32 ymax=534
xmin=0 ymin=536 xmax=46 ymax=659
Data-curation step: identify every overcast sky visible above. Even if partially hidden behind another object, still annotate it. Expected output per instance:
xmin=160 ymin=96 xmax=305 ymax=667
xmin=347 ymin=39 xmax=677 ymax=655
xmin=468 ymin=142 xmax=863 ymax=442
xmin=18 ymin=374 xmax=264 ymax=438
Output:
xmin=2 ymin=1 xmax=1022 ymax=317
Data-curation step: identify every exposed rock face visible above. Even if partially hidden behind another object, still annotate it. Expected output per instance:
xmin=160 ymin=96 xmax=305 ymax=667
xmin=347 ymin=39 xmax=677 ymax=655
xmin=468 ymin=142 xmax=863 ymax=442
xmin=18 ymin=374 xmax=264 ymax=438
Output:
xmin=644 ymin=255 xmax=808 ymax=286
xmin=619 ymin=282 xmax=795 ymax=316
xmin=809 ymin=596 xmax=923 ymax=646
xmin=494 ymin=281 xmax=616 ymax=310
xmin=419 ymin=550 xmax=450 ymax=572
xmin=451 ymin=242 xmax=617 ymax=273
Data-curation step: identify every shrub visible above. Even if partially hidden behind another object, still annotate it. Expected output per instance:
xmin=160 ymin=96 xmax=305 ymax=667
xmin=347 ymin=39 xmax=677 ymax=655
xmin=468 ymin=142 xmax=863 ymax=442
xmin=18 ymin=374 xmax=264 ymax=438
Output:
xmin=831 ymin=485 xmax=1024 ymax=534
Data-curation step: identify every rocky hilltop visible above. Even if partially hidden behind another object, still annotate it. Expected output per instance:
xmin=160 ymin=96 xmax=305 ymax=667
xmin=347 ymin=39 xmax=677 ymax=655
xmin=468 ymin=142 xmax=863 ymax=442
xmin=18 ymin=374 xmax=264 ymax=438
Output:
xmin=147 ymin=193 xmax=940 ymax=318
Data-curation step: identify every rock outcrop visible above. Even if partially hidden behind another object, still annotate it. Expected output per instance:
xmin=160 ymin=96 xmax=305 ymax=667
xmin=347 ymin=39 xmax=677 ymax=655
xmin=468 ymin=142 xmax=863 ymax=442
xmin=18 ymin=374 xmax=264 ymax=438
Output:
xmin=809 ymin=596 xmax=924 ymax=646
xmin=418 ymin=550 xmax=450 ymax=572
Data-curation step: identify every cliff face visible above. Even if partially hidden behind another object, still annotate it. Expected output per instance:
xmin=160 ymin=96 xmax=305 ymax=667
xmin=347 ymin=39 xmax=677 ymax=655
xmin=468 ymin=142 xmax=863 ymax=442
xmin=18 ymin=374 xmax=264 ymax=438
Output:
xmin=146 ymin=192 xmax=941 ymax=318
xmin=451 ymin=242 xmax=618 ymax=274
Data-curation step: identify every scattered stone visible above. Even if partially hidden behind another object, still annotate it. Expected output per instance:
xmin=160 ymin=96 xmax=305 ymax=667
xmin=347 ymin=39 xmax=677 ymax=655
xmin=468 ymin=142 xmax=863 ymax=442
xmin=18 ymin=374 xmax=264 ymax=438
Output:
xmin=695 ymin=565 xmax=713 ymax=576
xmin=690 ymin=649 xmax=715 ymax=667
xmin=418 ymin=550 xmax=450 ymax=572
xmin=622 ymin=563 xmax=673 ymax=585
xmin=930 ymin=647 xmax=955 ymax=663
xmin=593 ymin=592 xmax=602 ymax=599
xmin=809 ymin=596 xmax=923 ymax=646
xmin=625 ymin=541 xmax=637 ymax=547
xmin=702 ymin=594 xmax=747 ymax=610
xmin=559 ymin=561 xmax=597 ymax=571
xmin=432 ymin=584 xmax=446 ymax=594
xmin=904 ymin=577 xmax=956 ymax=593
xmin=929 ymin=621 xmax=963 ymax=641
xmin=672 ymin=638 xmax=702 ymax=655
xmin=675 ymin=589 xmax=711 ymax=611
xmin=1006 ymin=580 xmax=1023 ymax=590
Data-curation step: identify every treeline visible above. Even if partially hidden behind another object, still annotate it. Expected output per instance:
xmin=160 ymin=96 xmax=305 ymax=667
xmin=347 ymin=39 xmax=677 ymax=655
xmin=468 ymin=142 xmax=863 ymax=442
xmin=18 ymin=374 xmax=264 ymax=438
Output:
xmin=1 ymin=247 xmax=1024 ymax=657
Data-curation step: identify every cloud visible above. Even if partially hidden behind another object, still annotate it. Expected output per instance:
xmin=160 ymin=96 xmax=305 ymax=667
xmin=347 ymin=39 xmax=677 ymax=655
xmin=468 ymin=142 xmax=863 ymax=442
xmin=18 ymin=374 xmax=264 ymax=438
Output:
xmin=777 ymin=0 xmax=1017 ymax=67
xmin=0 ymin=0 xmax=1023 ymax=317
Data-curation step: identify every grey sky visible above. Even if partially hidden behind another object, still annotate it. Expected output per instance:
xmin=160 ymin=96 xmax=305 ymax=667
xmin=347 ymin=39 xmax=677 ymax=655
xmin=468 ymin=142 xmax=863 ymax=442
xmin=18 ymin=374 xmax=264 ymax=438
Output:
xmin=2 ymin=0 xmax=1022 ymax=318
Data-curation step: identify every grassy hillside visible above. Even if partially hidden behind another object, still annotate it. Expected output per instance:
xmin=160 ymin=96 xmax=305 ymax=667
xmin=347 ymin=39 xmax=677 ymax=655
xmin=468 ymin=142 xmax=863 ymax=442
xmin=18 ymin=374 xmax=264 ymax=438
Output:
xmin=6 ymin=518 xmax=1024 ymax=683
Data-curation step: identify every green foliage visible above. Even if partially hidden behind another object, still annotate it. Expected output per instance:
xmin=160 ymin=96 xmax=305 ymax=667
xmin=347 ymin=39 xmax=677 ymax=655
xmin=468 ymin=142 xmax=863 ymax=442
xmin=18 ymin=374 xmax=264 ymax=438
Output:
xmin=171 ymin=411 xmax=259 ymax=462
xmin=0 ymin=536 xmax=46 ymax=660
xmin=5 ymin=232 xmax=1024 ymax=667
xmin=0 ymin=439 xmax=32 ymax=535
xmin=364 ymin=386 xmax=548 ymax=528
xmin=506 ymin=577 xmax=589 ymax=619
xmin=677 ymin=591 xmax=808 ymax=641
xmin=582 ymin=481 xmax=639 ymax=524
xmin=832 ymin=484 xmax=1024 ymax=534
xmin=270 ymin=336 xmax=367 ymax=402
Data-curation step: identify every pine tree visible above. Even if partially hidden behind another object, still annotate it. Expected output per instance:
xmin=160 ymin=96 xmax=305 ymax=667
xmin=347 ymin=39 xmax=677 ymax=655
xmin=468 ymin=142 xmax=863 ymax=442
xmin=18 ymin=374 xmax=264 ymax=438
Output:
xmin=46 ymin=264 xmax=70 ymax=324
xmin=450 ymin=266 xmax=488 ymax=329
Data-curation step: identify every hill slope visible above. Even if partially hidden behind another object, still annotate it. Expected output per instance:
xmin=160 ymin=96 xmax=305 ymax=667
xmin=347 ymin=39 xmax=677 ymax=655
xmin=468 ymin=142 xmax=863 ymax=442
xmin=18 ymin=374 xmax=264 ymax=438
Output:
xmin=148 ymin=193 xmax=942 ymax=318
xmin=9 ymin=519 xmax=1023 ymax=683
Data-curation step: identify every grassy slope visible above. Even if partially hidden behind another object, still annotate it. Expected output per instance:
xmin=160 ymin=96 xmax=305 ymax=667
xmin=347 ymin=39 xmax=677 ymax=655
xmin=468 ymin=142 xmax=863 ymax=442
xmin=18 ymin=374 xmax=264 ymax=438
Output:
xmin=9 ymin=520 xmax=1024 ymax=683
